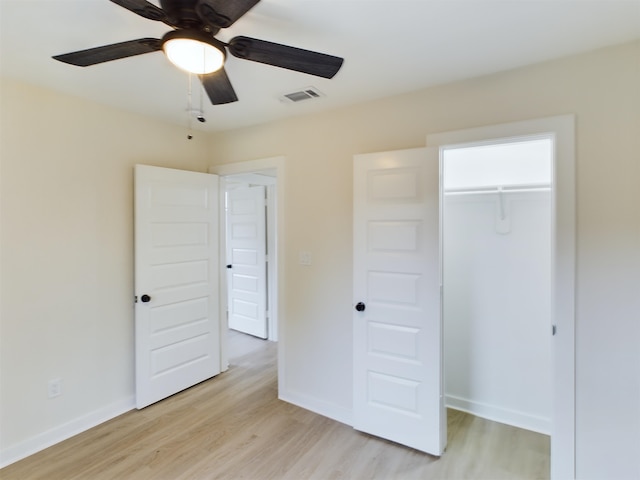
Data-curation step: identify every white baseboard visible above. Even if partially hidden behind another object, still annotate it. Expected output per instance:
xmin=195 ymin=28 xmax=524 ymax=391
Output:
xmin=446 ymin=394 xmax=550 ymax=435
xmin=279 ymin=388 xmax=353 ymax=427
xmin=0 ymin=396 xmax=135 ymax=468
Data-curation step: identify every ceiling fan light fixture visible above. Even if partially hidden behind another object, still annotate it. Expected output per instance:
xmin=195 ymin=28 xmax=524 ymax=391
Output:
xmin=162 ymin=30 xmax=226 ymax=75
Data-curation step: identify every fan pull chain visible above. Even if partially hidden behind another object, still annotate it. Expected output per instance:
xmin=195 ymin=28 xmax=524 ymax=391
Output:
xmin=199 ymin=78 xmax=205 ymax=116
xmin=199 ymin=46 xmax=206 ymax=117
xmin=186 ymin=73 xmax=193 ymax=140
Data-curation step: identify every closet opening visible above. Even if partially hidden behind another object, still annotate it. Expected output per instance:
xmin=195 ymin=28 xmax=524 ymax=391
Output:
xmin=442 ymin=136 xmax=553 ymax=436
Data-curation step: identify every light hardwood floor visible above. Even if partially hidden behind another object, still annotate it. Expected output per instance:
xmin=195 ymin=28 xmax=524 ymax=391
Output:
xmin=2 ymin=331 xmax=549 ymax=479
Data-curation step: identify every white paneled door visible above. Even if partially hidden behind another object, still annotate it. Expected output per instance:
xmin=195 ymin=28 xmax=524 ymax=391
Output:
xmin=226 ymin=186 xmax=268 ymax=339
xmin=134 ymin=165 xmax=221 ymax=409
xmin=353 ymin=147 xmax=445 ymax=455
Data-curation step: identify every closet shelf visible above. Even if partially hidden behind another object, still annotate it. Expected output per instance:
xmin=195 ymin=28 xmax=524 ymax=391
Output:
xmin=444 ymin=183 xmax=551 ymax=196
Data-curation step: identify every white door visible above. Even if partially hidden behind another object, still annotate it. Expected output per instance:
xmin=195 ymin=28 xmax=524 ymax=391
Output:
xmin=134 ymin=165 xmax=221 ymax=409
xmin=353 ymin=147 xmax=445 ymax=455
xmin=226 ymin=186 xmax=267 ymax=339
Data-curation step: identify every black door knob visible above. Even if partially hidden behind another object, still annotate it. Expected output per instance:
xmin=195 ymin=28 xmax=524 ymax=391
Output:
xmin=141 ymin=294 xmax=151 ymax=303
xmin=355 ymin=302 xmax=366 ymax=312
xmin=226 ymin=264 xmax=232 ymax=269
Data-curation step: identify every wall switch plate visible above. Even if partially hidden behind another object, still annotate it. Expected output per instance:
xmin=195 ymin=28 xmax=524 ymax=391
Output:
xmin=299 ymin=251 xmax=312 ymax=266
xmin=48 ymin=378 xmax=62 ymax=398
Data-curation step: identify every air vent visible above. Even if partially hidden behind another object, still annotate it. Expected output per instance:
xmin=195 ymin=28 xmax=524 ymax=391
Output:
xmin=280 ymin=86 xmax=325 ymax=103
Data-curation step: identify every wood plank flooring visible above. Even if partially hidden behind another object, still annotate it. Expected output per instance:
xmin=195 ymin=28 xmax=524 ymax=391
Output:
xmin=2 ymin=331 xmax=549 ymax=479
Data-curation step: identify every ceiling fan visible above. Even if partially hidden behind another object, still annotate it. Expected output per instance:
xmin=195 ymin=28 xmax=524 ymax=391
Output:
xmin=52 ymin=0 xmax=344 ymax=105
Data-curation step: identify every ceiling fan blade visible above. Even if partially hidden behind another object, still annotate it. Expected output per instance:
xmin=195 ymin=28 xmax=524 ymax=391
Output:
xmin=228 ymin=36 xmax=343 ymax=79
xmin=52 ymin=38 xmax=162 ymax=67
xmin=196 ymin=0 xmax=261 ymax=29
xmin=200 ymin=69 xmax=238 ymax=105
xmin=109 ymin=0 xmax=173 ymax=25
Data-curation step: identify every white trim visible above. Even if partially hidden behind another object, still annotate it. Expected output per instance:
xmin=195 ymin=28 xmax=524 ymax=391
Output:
xmin=428 ymin=114 xmax=576 ymax=480
xmin=210 ymin=157 xmax=285 ymax=176
xmin=446 ymin=395 xmax=551 ymax=436
xmin=218 ymin=177 xmax=230 ymax=372
xmin=266 ymin=184 xmax=278 ymax=341
xmin=209 ymin=157 xmax=286 ymax=398
xmin=0 ymin=397 xmax=135 ymax=468
xmin=280 ymin=389 xmax=353 ymax=427
xmin=224 ymin=172 xmax=277 ymax=187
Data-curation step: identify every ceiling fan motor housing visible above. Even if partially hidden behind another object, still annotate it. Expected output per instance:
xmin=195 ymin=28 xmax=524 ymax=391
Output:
xmin=160 ymin=0 xmax=204 ymax=29
xmin=161 ymin=0 xmax=232 ymax=32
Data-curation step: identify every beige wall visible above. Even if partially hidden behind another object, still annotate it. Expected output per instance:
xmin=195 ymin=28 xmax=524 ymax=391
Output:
xmin=1 ymin=40 xmax=638 ymax=478
xmin=0 ymin=79 xmax=209 ymax=460
xmin=208 ymin=41 xmax=640 ymax=479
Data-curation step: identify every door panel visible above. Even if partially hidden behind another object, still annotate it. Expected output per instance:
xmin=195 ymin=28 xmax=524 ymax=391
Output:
xmin=353 ymin=147 xmax=445 ymax=455
xmin=135 ymin=165 xmax=220 ymax=409
xmin=226 ymin=186 xmax=267 ymax=339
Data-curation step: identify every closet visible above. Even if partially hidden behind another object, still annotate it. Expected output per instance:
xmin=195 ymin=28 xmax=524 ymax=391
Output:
xmin=443 ymin=138 xmax=552 ymax=434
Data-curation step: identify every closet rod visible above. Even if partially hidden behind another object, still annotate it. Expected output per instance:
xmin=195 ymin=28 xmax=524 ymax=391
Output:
xmin=444 ymin=184 xmax=551 ymax=196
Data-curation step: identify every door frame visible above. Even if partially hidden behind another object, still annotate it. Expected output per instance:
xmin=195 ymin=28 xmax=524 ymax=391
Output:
xmin=209 ymin=157 xmax=285 ymax=386
xmin=427 ymin=115 xmax=576 ymax=480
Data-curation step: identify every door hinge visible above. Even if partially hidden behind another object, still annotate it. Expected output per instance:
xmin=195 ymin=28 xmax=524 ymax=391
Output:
xmin=134 ymin=296 xmax=138 ymax=304
xmin=552 ymin=325 xmax=557 ymax=336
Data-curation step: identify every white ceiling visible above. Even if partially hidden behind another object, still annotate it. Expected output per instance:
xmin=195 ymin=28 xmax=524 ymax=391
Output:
xmin=1 ymin=0 xmax=639 ymax=132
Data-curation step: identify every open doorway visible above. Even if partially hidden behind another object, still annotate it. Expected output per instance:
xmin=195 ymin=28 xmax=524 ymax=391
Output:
xmin=224 ymin=172 xmax=277 ymax=341
xmin=209 ymin=157 xmax=285 ymax=382
xmin=442 ymin=137 xmax=553 ymax=435
xmin=224 ymin=172 xmax=277 ymax=361
xmin=428 ymin=115 xmax=576 ymax=479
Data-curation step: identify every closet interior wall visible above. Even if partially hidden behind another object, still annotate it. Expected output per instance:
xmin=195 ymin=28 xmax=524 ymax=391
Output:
xmin=442 ymin=140 xmax=553 ymax=434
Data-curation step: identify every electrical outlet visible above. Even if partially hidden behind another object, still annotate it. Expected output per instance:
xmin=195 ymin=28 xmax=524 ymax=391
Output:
xmin=48 ymin=378 xmax=62 ymax=398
